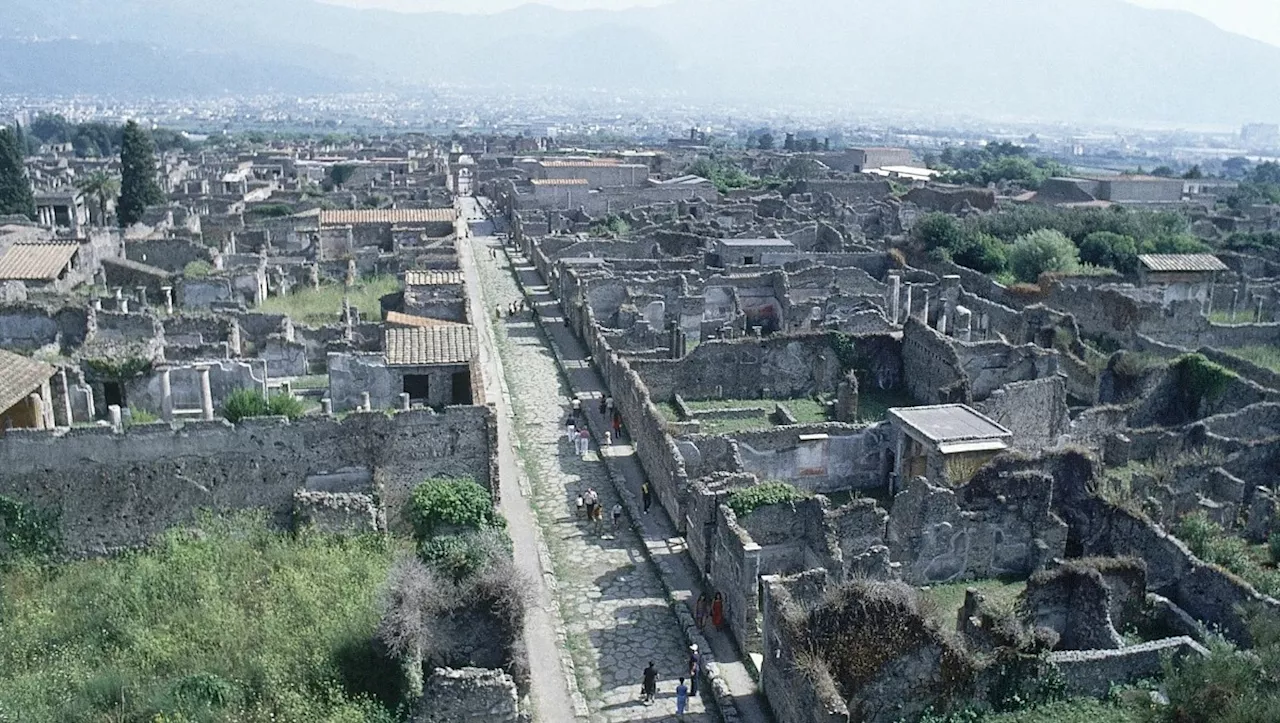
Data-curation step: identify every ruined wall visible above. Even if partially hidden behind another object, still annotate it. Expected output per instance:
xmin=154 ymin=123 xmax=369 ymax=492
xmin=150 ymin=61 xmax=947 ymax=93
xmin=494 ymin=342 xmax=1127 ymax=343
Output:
xmin=886 ymin=472 xmax=1067 ymax=585
xmin=0 ymin=303 xmax=88 ymax=352
xmin=125 ymin=237 xmax=215 ymax=273
xmin=414 ymin=667 xmax=520 ymax=723
xmin=0 ymin=407 xmax=495 ymax=554
xmin=976 ymin=378 xmax=1070 ymax=451
xmin=760 ymin=573 xmax=852 ymax=723
xmin=733 ymin=423 xmax=888 ymax=492
xmin=630 ymin=334 xmax=843 ymax=402
xmin=902 ymin=319 xmax=969 ymax=404
xmin=952 ymin=337 xmax=1061 ymax=402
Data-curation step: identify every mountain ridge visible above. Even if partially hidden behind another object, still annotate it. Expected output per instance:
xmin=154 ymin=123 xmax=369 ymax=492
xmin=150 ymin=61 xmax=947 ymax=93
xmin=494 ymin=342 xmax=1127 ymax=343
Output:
xmin=1 ymin=0 xmax=1277 ymax=126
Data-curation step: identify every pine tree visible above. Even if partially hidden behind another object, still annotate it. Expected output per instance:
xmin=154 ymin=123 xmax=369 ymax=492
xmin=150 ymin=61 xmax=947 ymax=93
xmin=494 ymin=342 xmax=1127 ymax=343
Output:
xmin=117 ymin=120 xmax=164 ymax=227
xmin=0 ymin=126 xmax=36 ymax=220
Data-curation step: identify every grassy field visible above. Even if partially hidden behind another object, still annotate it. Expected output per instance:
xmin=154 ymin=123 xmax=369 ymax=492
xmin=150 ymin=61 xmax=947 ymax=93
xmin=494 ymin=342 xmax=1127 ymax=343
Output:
xmin=0 ymin=513 xmax=399 ymax=723
xmin=981 ymin=698 xmax=1138 ymax=723
xmin=919 ymin=577 xmax=1027 ymax=630
xmin=858 ymin=387 xmax=919 ymax=423
xmin=1227 ymin=345 xmax=1280 ymax=374
xmin=663 ymin=397 xmax=830 ymax=434
xmin=260 ymin=275 xmax=402 ymax=327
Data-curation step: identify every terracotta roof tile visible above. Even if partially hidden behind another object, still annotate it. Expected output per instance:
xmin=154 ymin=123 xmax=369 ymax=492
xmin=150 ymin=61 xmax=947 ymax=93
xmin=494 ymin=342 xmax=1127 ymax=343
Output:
xmin=319 ymin=208 xmax=457 ymax=226
xmin=0 ymin=349 xmax=55 ymax=413
xmin=404 ymin=270 xmax=463 ymax=286
xmin=385 ymin=311 xmax=469 ymax=329
xmin=384 ymin=326 xmax=476 ymax=366
xmin=0 ymin=243 xmax=78 ymax=281
xmin=1138 ymin=254 xmax=1228 ymax=273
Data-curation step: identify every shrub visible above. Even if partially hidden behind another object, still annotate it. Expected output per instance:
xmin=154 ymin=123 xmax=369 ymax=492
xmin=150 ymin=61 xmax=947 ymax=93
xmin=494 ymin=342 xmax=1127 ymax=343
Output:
xmin=419 ymin=529 xmax=510 ymax=583
xmin=221 ymin=389 xmax=305 ymax=422
xmin=1079 ymin=231 xmax=1139 ymax=274
xmin=407 ymin=478 xmax=501 ymax=541
xmin=1171 ymin=353 xmax=1237 ymax=411
xmin=1269 ymin=532 xmax=1280 ymax=566
xmin=1007 ymin=229 xmax=1080 ymax=282
xmin=726 ymin=482 xmax=809 ymax=518
xmin=952 ymin=232 xmax=1008 ymax=274
xmin=913 ymin=213 xmax=969 ymax=254
xmin=183 ymin=260 xmax=213 ymax=278
xmin=125 ymin=406 xmax=158 ymax=426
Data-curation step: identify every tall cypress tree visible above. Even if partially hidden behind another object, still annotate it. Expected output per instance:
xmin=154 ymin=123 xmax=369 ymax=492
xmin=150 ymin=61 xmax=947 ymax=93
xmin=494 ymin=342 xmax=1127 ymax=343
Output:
xmin=117 ymin=120 xmax=164 ymax=227
xmin=0 ymin=126 xmax=36 ymax=221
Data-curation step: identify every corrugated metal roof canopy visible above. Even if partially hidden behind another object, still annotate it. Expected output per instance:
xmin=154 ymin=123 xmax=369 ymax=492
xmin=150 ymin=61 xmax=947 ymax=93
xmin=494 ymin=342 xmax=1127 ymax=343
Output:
xmin=1138 ymin=254 xmax=1228 ymax=273
xmin=0 ymin=243 xmax=78 ymax=280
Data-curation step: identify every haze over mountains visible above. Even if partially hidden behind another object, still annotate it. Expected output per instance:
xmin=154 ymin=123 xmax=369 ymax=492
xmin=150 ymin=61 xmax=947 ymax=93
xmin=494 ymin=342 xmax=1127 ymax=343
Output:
xmin=2 ymin=0 xmax=1278 ymax=125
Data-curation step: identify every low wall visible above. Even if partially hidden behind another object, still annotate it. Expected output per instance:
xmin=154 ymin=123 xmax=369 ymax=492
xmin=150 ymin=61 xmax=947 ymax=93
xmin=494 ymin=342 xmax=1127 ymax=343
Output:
xmin=0 ymin=406 xmax=496 ymax=554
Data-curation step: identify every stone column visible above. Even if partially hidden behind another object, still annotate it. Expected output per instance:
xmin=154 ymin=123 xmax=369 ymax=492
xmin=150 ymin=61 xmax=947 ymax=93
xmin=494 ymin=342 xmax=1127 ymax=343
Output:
xmin=158 ymin=366 xmax=174 ymax=422
xmin=888 ymin=274 xmax=902 ymax=325
xmin=920 ymin=289 xmax=930 ymax=325
xmin=361 ymin=392 xmax=371 ymax=412
xmin=196 ymin=365 xmax=214 ymax=421
xmin=228 ymin=320 xmax=242 ymax=356
xmin=108 ymin=403 xmax=122 ymax=433
xmin=92 ymin=297 xmax=102 ymax=311
xmin=321 ymin=398 xmax=333 ymax=416
xmin=80 ymin=384 xmax=95 ymax=420
xmin=161 ymin=286 xmax=174 ymax=314
xmin=937 ymin=312 xmax=948 ymax=336
xmin=309 ymin=263 xmax=321 ymax=290
xmin=120 ymin=297 xmax=129 ymax=314
xmin=28 ymin=393 xmax=46 ymax=430
xmin=400 ymin=392 xmax=411 ymax=411
xmin=345 ymin=258 xmax=357 ymax=287
xmin=136 ymin=286 xmax=148 ymax=308
xmin=956 ymin=305 xmax=973 ymax=343
xmin=904 ymin=284 xmax=913 ymax=324
xmin=57 ymin=369 xmax=73 ymax=427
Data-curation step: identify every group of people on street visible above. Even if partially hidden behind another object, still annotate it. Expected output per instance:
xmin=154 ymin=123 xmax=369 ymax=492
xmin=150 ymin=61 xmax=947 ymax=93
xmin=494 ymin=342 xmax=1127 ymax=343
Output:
xmin=495 ymin=299 xmax=528 ymax=319
xmin=694 ymin=592 xmax=726 ymax=632
xmin=574 ymin=486 xmax=624 ymax=535
xmin=639 ymin=642 xmax=702 ymax=717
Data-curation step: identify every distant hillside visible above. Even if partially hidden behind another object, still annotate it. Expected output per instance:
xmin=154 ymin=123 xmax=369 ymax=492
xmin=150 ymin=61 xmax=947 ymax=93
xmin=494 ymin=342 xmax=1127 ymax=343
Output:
xmin=1 ymin=0 xmax=1278 ymax=125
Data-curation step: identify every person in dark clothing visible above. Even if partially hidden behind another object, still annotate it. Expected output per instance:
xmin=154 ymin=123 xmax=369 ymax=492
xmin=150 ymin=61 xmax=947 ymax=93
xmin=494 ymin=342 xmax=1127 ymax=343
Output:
xmin=641 ymin=480 xmax=652 ymax=513
xmin=641 ymin=661 xmax=658 ymax=704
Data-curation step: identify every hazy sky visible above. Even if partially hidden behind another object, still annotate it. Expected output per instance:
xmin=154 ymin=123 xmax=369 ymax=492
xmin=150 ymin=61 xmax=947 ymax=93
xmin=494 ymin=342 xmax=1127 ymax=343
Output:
xmin=321 ymin=0 xmax=1280 ymax=47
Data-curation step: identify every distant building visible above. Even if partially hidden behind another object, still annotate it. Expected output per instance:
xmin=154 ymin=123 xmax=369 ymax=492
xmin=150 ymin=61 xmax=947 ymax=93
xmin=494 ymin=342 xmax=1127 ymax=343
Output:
xmin=711 ymin=238 xmax=798 ymax=267
xmin=887 ymin=404 xmax=1013 ymax=488
xmin=847 ymin=148 xmax=914 ymax=174
xmin=1033 ymin=175 xmax=1184 ymax=206
xmin=1242 ymin=123 xmax=1280 ymax=150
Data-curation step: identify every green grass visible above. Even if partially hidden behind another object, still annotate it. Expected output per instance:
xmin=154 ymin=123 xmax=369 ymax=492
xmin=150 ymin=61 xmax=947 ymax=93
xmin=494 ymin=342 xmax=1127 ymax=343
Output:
xmin=858 ymin=387 xmax=919 ymax=423
xmin=0 ymin=513 xmax=398 ymax=723
xmin=260 ymin=275 xmax=401 ymax=327
xmin=1227 ymin=345 xmax=1280 ymax=374
xmin=981 ymin=698 xmax=1138 ymax=723
xmin=291 ymin=375 xmax=331 ymax=390
xmin=919 ymin=578 xmax=1027 ymax=630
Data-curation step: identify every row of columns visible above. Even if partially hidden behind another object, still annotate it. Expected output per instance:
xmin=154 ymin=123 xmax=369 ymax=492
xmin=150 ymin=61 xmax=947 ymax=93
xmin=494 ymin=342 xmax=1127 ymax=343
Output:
xmin=90 ymin=286 xmax=174 ymax=314
xmin=155 ymin=364 xmax=215 ymax=422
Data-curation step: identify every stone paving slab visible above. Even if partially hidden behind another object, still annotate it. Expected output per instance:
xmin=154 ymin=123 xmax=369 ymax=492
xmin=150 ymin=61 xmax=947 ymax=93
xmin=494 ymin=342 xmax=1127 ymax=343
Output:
xmin=473 ymin=239 xmax=714 ymax=723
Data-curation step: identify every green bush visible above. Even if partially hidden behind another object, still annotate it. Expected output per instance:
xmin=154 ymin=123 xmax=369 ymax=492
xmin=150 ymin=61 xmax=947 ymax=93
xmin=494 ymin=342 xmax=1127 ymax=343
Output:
xmin=1079 ymin=231 xmax=1139 ymax=274
xmin=221 ymin=389 xmax=306 ymax=423
xmin=1007 ymin=229 xmax=1080 ymax=282
xmin=126 ymin=406 xmax=158 ymax=426
xmin=1171 ymin=353 xmax=1237 ymax=410
xmin=407 ymin=478 xmax=501 ymax=541
xmin=418 ymin=529 xmax=511 ymax=583
xmin=726 ymin=482 xmax=809 ymax=518
xmin=0 ymin=494 xmax=59 ymax=562
xmin=182 ymin=260 xmax=213 ymax=278
xmin=1269 ymin=532 xmax=1280 ymax=566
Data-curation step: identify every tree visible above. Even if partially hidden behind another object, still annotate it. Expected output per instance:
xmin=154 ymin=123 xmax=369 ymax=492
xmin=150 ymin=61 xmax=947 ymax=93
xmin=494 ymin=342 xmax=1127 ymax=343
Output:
xmin=117 ymin=121 xmax=164 ymax=227
xmin=1183 ymin=165 xmax=1204 ymax=180
xmin=1151 ymin=166 xmax=1176 ymax=178
xmin=757 ymin=133 xmax=775 ymax=151
xmin=1007 ymin=229 xmax=1080 ymax=282
xmin=1079 ymin=231 xmax=1139 ymax=274
xmin=328 ymin=164 xmax=357 ymax=189
xmin=75 ymin=170 xmax=120 ymax=225
xmin=0 ymin=127 xmax=35 ymax=220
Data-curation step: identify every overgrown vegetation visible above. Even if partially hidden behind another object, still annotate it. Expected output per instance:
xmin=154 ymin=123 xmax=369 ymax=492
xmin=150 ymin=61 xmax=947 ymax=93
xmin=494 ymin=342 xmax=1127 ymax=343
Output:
xmin=0 ymin=513 xmax=397 ymax=723
xmin=406 ymin=478 xmax=503 ymax=541
xmin=1227 ymin=345 xmax=1280 ymax=374
xmin=910 ymin=205 xmax=1204 ymax=280
xmin=1170 ymin=353 xmax=1237 ymax=414
xmin=84 ymin=356 xmax=152 ymax=380
xmin=587 ymin=214 xmax=631 ymax=238
xmin=0 ymin=494 xmax=59 ymax=563
xmin=220 ymin=388 xmax=307 ymax=423
xmin=183 ymin=259 xmax=214 ymax=278
xmin=259 ymin=274 xmax=401 ymax=327
xmin=685 ymin=156 xmax=767 ymax=194
xmin=1175 ymin=512 xmax=1279 ymax=597
xmin=932 ymin=142 xmax=1069 ymax=191
xmin=726 ymin=481 xmax=809 ymax=517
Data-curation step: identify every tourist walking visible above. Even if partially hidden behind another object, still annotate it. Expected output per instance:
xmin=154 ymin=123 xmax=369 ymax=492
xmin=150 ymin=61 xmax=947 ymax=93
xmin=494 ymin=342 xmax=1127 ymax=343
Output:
xmin=583 ymin=487 xmax=598 ymax=523
xmin=641 ymin=662 xmax=658 ymax=705
xmin=641 ymin=480 xmax=652 ymax=514
xmin=694 ymin=593 xmax=709 ymax=630
xmin=577 ymin=427 xmax=590 ymax=456
xmin=612 ymin=411 xmax=622 ymax=439
xmin=675 ymin=677 xmax=689 ymax=718
xmin=565 ymin=418 xmax=576 ymax=443
xmin=593 ymin=503 xmax=604 ymax=535
xmin=687 ymin=644 xmax=700 ymax=695
xmin=576 ymin=493 xmax=585 ymax=520
xmin=604 ymin=431 xmax=612 ymax=446
xmin=711 ymin=592 xmax=725 ymax=631
xmin=599 ymin=397 xmax=607 ymax=415
xmin=611 ymin=502 xmax=623 ymax=530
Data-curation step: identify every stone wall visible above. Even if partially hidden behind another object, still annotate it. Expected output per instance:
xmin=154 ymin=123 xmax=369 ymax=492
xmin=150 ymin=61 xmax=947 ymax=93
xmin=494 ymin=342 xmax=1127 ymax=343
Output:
xmin=760 ymin=572 xmax=851 ymax=723
xmin=886 ymin=472 xmax=1067 ymax=585
xmin=902 ymin=318 xmax=968 ymax=403
xmin=414 ymin=667 xmax=520 ymax=723
xmin=732 ymin=423 xmax=889 ymax=492
xmin=0 ymin=303 xmax=88 ymax=352
xmin=976 ymin=378 xmax=1070 ymax=451
xmin=630 ymin=334 xmax=843 ymax=402
xmin=0 ymin=407 xmax=495 ymax=554
xmin=328 ymin=352 xmax=472 ymax=411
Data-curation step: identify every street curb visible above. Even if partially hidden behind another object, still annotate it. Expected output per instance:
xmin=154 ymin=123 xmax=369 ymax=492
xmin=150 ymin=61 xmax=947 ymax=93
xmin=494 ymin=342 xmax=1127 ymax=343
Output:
xmin=503 ymin=247 xmax=743 ymax=723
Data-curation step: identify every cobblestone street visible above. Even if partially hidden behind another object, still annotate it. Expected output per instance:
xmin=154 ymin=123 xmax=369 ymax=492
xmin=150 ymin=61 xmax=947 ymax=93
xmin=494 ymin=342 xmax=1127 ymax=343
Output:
xmin=471 ymin=236 xmax=713 ymax=723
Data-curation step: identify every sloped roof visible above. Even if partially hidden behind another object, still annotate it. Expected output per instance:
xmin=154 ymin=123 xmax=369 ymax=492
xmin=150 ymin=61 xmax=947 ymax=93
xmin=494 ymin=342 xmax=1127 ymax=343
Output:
xmin=385 ymin=311 xmax=469 ymax=329
xmin=0 ymin=349 xmax=55 ymax=413
xmin=404 ymin=270 xmax=463 ymax=286
xmin=1138 ymin=254 xmax=1228 ymax=273
xmin=319 ymin=208 xmax=457 ymax=226
xmin=530 ymin=178 xmax=589 ymax=186
xmin=0 ymin=242 xmax=78 ymax=280
xmin=384 ymin=326 xmax=476 ymax=366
